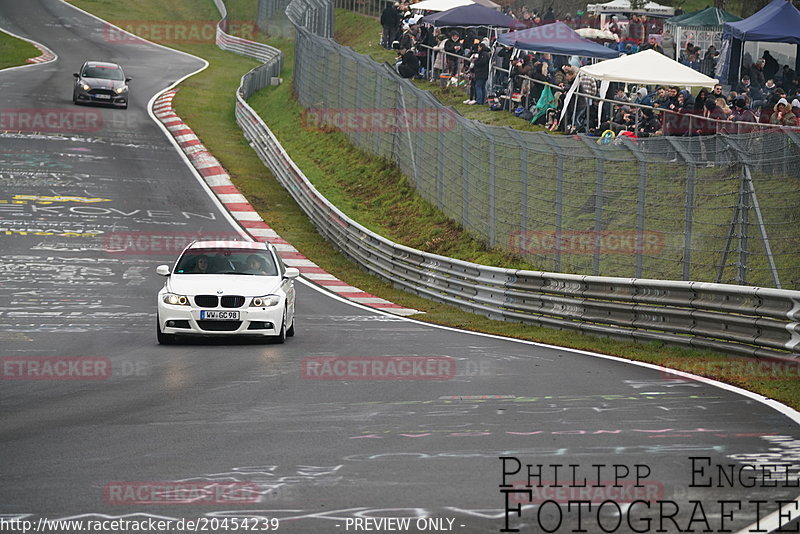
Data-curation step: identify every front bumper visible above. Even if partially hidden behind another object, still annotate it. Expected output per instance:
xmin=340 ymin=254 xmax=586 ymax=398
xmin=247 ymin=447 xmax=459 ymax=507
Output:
xmin=158 ymin=303 xmax=283 ymax=337
xmin=76 ymin=88 xmax=128 ymax=107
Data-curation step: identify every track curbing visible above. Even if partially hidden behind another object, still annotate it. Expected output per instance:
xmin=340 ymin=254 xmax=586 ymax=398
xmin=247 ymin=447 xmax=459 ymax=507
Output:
xmin=152 ymin=89 xmax=421 ymax=317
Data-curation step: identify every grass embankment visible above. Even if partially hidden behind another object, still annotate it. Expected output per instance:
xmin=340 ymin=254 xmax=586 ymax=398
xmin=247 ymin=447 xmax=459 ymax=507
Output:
xmin=0 ymin=30 xmax=40 ymax=70
xmin=72 ymin=0 xmax=800 ymax=409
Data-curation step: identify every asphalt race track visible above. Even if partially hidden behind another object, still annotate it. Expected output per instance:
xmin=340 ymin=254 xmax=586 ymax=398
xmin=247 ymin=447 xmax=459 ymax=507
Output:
xmin=0 ymin=1 xmax=798 ymax=533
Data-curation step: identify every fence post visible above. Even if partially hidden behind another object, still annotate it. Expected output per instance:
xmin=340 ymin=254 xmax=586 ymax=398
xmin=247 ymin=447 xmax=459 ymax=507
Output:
xmin=488 ymin=135 xmax=496 ymax=249
xmin=683 ymin=164 xmax=696 ymax=281
xmin=461 ymin=129 xmax=469 ymax=231
xmin=737 ymin=168 xmax=750 ymax=286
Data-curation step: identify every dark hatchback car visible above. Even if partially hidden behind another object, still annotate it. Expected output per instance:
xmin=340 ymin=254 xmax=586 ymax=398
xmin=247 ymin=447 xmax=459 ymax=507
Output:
xmin=73 ymin=61 xmax=130 ymax=109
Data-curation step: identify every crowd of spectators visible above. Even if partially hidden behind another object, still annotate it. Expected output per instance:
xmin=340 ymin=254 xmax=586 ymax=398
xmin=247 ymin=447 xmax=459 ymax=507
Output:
xmin=379 ymin=1 xmax=800 ymax=135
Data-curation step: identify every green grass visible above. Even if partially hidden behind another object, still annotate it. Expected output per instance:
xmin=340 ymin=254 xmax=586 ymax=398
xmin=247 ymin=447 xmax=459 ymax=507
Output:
xmin=71 ymin=0 xmax=800 ymax=409
xmin=0 ymin=30 xmax=40 ymax=70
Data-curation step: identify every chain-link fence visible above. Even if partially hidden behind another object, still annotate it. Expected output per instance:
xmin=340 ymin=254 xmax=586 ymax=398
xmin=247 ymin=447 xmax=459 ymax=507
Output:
xmin=262 ymin=0 xmax=800 ymax=290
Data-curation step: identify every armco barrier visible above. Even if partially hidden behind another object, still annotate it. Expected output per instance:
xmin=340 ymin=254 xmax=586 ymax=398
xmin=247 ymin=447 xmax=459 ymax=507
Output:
xmin=212 ymin=1 xmax=800 ymax=359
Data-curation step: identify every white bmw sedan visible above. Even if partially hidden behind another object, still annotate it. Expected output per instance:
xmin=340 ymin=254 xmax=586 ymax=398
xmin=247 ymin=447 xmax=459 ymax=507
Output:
xmin=155 ymin=241 xmax=299 ymax=344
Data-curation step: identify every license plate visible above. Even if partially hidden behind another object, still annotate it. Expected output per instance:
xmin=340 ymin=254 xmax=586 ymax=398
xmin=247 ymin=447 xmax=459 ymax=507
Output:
xmin=200 ymin=310 xmax=239 ymax=320
xmin=95 ymin=94 xmax=111 ymax=99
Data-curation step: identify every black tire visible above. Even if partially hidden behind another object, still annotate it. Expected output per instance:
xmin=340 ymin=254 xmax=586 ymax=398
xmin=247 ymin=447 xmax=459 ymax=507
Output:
xmin=272 ymin=310 xmax=287 ymax=344
xmin=286 ymin=315 xmax=295 ymax=337
xmin=156 ymin=316 xmax=176 ymax=345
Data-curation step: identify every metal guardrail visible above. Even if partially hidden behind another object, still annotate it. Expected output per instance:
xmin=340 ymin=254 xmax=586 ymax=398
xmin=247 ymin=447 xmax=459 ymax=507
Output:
xmin=213 ymin=0 xmax=800 ymax=359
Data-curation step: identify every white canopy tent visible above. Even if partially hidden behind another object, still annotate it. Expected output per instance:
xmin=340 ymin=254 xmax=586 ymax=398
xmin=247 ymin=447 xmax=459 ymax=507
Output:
xmin=587 ymin=0 xmax=675 ymax=17
xmin=561 ymin=49 xmax=718 ymax=123
xmin=579 ymin=49 xmax=717 ymax=85
xmin=410 ymin=0 xmax=499 ymax=12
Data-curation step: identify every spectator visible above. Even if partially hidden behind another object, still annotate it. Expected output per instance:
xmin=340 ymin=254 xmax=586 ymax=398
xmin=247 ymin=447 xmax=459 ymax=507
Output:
xmin=711 ymin=83 xmax=725 ymax=101
xmin=398 ymin=23 xmax=416 ymax=50
xmin=542 ymin=6 xmax=555 ymax=24
xmin=770 ymin=98 xmax=796 ymax=126
xmin=750 ymin=58 xmax=766 ymax=89
xmin=700 ymin=46 xmax=717 ymax=77
xmin=380 ymin=2 xmax=401 ymax=49
xmin=727 ymin=90 xmax=739 ymax=108
xmin=641 ymin=36 xmax=663 ymax=54
xmin=693 ymin=88 xmax=709 ymax=112
xmin=628 ymin=15 xmax=645 ymax=45
xmin=666 ymin=86 xmax=680 ymax=111
xmin=684 ymin=52 xmax=701 ymax=72
xmin=729 ymin=96 xmax=756 ymax=123
xmin=472 ymin=42 xmax=491 ymax=105
xmin=763 ymin=51 xmax=780 ymax=81
xmin=634 ymin=87 xmax=652 ymax=107
xmin=660 ymin=30 xmax=676 ymax=59
xmin=780 ymin=65 xmax=796 ymax=93
xmin=715 ymin=97 xmax=731 ymax=118
xmin=676 ymin=89 xmax=694 ymax=111
xmin=444 ymin=31 xmax=462 ymax=74
xmin=396 ymin=46 xmax=419 ymax=78
xmin=431 ymin=34 xmax=447 ymax=82
xmin=791 ymin=99 xmax=800 ymax=125
xmin=637 ymin=107 xmax=661 ymax=137
xmin=652 ymin=86 xmax=669 ymax=108
xmin=608 ymin=16 xmax=621 ymax=38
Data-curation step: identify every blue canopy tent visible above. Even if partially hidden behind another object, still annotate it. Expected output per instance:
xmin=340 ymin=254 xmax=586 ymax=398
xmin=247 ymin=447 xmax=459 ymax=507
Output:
xmin=721 ymin=0 xmax=800 ymax=85
xmin=419 ymin=4 xmax=522 ymax=28
xmin=497 ymin=22 xmax=621 ymax=59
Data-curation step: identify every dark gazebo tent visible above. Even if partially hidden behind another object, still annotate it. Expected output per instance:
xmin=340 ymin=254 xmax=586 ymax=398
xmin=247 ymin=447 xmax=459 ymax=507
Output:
xmin=497 ymin=22 xmax=622 ymax=59
xmin=419 ymin=4 xmax=521 ymax=28
xmin=721 ymin=0 xmax=800 ymax=85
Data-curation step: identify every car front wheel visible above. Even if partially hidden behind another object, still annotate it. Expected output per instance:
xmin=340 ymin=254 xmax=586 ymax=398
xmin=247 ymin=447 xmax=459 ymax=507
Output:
xmin=272 ymin=309 xmax=287 ymax=344
xmin=156 ymin=316 xmax=176 ymax=345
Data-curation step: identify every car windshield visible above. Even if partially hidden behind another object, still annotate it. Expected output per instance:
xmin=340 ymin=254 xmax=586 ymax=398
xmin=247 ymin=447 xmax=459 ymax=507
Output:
xmin=174 ymin=249 xmax=278 ymax=276
xmin=82 ymin=65 xmax=125 ymax=81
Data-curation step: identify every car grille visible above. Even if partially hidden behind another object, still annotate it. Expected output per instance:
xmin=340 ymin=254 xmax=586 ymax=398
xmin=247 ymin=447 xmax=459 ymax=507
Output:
xmin=88 ymin=89 xmax=116 ymax=96
xmin=194 ymin=295 xmax=218 ymax=307
xmin=196 ymin=320 xmax=241 ymax=332
xmin=221 ymin=296 xmax=245 ymax=308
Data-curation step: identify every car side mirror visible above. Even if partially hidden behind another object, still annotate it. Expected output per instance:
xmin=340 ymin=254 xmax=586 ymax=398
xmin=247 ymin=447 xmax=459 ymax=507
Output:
xmin=73 ymin=73 xmax=79 ymax=78
xmin=125 ymin=77 xmax=132 ymax=82
xmin=283 ymin=267 xmax=300 ymax=279
xmin=156 ymin=265 xmax=171 ymax=276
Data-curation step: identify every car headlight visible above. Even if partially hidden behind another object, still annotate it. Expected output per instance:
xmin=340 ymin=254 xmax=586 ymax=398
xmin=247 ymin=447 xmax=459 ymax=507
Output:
xmin=162 ymin=293 xmax=190 ymax=306
xmin=115 ymin=86 xmax=127 ymax=94
xmin=82 ymin=83 xmax=90 ymax=91
xmin=251 ymin=295 xmax=280 ymax=307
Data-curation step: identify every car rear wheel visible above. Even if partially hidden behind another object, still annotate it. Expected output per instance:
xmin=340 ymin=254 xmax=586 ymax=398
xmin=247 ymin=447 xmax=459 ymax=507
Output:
xmin=156 ymin=316 xmax=177 ymax=345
